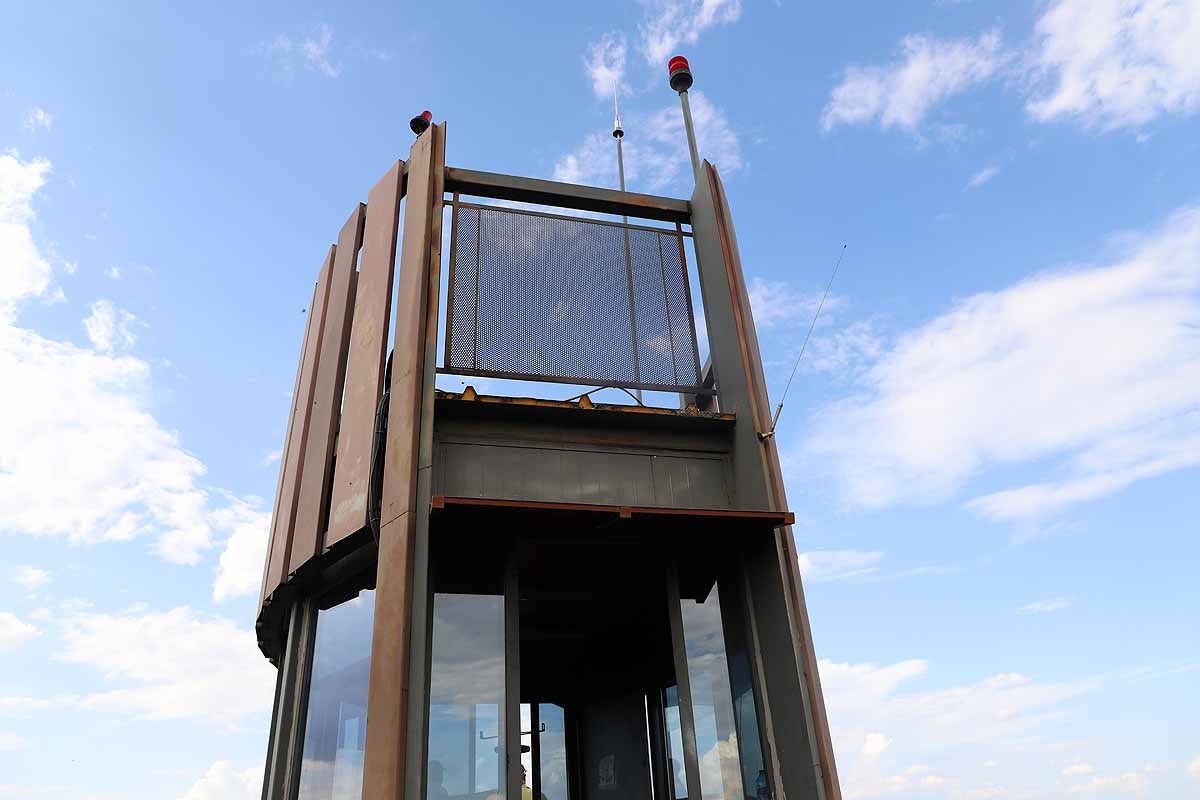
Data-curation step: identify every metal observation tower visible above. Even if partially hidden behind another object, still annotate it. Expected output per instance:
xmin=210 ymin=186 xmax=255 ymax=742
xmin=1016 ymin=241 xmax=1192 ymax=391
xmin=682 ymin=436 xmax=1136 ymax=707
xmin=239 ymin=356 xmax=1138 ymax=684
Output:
xmin=256 ymin=57 xmax=841 ymax=800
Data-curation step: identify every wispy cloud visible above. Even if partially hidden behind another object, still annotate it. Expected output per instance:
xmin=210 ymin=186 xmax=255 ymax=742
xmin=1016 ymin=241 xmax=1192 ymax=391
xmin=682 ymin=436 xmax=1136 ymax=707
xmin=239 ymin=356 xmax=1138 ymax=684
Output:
xmin=824 ymin=0 xmax=1200 ymax=137
xmin=211 ymin=497 xmax=270 ymax=603
xmin=799 ymin=204 xmax=1200 ymax=519
xmin=1021 ymin=597 xmax=1073 ymax=613
xmin=966 ymin=164 xmax=1000 ymax=190
xmin=257 ymin=23 xmax=342 ymax=79
xmin=822 ymin=30 xmax=1005 ymax=133
xmin=83 ymin=299 xmax=137 ymax=352
xmin=553 ymin=91 xmax=741 ymax=191
xmin=57 ymin=605 xmax=274 ymax=722
xmin=0 ymin=612 xmax=39 ymax=650
xmin=14 ymin=565 xmax=50 ymax=590
xmin=821 ymin=657 xmax=1106 ymax=799
xmin=179 ymin=761 xmax=263 ymax=800
xmin=638 ymin=0 xmax=742 ymax=65
xmin=23 ymin=108 xmax=53 ymax=131
xmin=585 ymin=32 xmax=627 ymax=98
xmin=797 ymin=550 xmax=883 ymax=582
xmin=1027 ymin=0 xmax=1200 ymax=129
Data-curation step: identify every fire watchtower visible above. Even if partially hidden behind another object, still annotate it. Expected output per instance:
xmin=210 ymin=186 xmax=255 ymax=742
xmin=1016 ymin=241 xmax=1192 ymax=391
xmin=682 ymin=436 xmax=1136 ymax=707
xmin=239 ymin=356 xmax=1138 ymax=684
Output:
xmin=256 ymin=70 xmax=840 ymax=800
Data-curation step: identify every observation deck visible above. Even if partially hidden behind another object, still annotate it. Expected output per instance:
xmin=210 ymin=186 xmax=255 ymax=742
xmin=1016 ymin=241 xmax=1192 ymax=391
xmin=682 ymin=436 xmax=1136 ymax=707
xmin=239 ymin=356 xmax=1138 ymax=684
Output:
xmin=255 ymin=121 xmax=840 ymax=800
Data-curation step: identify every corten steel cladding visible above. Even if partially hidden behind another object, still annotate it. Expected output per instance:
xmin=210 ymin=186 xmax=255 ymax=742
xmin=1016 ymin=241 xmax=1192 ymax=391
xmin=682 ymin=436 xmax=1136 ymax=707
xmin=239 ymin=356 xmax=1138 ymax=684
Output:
xmin=444 ymin=202 xmax=703 ymax=394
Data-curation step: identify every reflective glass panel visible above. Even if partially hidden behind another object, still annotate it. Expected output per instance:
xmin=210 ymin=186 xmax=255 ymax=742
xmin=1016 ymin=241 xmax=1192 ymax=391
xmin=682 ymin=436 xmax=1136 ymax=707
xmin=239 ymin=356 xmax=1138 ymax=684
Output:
xmin=663 ymin=686 xmax=689 ymax=800
xmin=717 ymin=579 xmax=769 ymax=800
xmin=296 ymin=589 xmax=376 ymax=800
xmin=538 ymin=704 xmax=569 ymax=800
xmin=426 ymin=593 xmax=506 ymax=800
xmin=680 ymin=586 xmax=744 ymax=800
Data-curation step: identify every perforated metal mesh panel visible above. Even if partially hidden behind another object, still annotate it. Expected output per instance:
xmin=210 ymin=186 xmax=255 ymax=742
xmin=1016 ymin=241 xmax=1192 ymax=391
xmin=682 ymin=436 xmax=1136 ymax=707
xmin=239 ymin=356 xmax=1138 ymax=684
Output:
xmin=445 ymin=202 xmax=703 ymax=393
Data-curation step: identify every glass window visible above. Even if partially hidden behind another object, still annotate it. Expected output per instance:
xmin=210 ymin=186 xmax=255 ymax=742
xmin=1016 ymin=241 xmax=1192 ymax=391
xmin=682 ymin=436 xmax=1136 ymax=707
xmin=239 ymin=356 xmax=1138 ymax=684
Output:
xmin=663 ymin=685 xmax=689 ymax=800
xmin=537 ymin=704 xmax=569 ymax=800
xmin=296 ymin=589 xmax=376 ymax=800
xmin=717 ymin=579 xmax=769 ymax=800
xmin=426 ymin=593 xmax=506 ymax=800
xmin=680 ymin=586 xmax=744 ymax=800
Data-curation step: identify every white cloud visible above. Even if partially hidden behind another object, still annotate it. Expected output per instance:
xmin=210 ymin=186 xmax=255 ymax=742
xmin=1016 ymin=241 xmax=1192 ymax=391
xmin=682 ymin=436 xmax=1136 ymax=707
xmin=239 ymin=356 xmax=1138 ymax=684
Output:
xmin=23 ymin=108 xmax=53 ymax=131
xmin=586 ymin=32 xmax=627 ymax=98
xmin=105 ymin=265 xmax=120 ymax=280
xmin=554 ymin=91 xmax=741 ymax=192
xmin=639 ymin=0 xmax=742 ymax=65
xmin=83 ymin=299 xmax=137 ymax=352
xmin=1189 ymin=754 xmax=1200 ymax=779
xmin=861 ymin=731 xmax=891 ymax=758
xmin=1027 ymin=0 xmax=1200 ymax=129
xmin=966 ymin=164 xmax=1000 ymax=190
xmin=0 ymin=731 xmax=25 ymax=751
xmin=800 ymin=205 xmax=1200 ymax=519
xmin=260 ymin=23 xmax=342 ymax=78
xmin=821 ymin=657 xmax=1103 ymax=800
xmin=0 ymin=151 xmax=265 ymax=566
xmin=0 ymin=152 xmax=53 ymax=321
xmin=822 ymin=30 xmax=1004 ymax=132
xmin=1020 ymin=597 xmax=1073 ymax=613
xmin=58 ymin=605 xmax=274 ymax=722
xmin=178 ymin=760 xmax=262 ymax=800
xmin=13 ymin=566 xmax=49 ymax=590
xmin=0 ymin=612 xmax=39 ymax=650
xmin=1063 ymin=762 xmax=1096 ymax=776
xmin=212 ymin=497 xmax=271 ymax=602
xmin=747 ymin=278 xmax=827 ymax=329
xmin=797 ymin=550 xmax=883 ymax=582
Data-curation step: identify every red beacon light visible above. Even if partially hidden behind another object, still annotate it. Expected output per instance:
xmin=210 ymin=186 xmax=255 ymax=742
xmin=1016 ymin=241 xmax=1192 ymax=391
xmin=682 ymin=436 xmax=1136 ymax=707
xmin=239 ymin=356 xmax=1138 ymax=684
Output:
xmin=410 ymin=110 xmax=433 ymax=136
xmin=668 ymin=55 xmax=693 ymax=92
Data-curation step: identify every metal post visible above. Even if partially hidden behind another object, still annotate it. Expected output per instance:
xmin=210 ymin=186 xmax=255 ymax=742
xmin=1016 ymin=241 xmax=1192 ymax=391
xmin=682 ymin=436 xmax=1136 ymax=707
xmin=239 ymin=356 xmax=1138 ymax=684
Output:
xmin=668 ymin=56 xmax=701 ymax=184
xmin=678 ymin=90 xmax=701 ymax=183
xmin=615 ymin=89 xmax=643 ymax=403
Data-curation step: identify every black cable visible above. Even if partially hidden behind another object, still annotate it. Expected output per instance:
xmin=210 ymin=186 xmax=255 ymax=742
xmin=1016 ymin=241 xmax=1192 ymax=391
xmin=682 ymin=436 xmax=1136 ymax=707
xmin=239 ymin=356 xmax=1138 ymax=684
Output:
xmin=367 ymin=350 xmax=393 ymax=544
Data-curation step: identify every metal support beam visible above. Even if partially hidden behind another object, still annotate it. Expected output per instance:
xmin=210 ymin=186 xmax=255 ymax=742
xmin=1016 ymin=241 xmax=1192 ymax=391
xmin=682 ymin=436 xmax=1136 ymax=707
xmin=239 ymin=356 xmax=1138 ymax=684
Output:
xmin=361 ymin=122 xmax=445 ymax=800
xmin=444 ymin=167 xmax=690 ymax=223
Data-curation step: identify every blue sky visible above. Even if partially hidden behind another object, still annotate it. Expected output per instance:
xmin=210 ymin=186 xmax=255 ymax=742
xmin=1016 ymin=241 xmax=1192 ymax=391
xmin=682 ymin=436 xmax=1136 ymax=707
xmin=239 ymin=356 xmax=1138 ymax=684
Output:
xmin=2 ymin=1 xmax=1198 ymax=798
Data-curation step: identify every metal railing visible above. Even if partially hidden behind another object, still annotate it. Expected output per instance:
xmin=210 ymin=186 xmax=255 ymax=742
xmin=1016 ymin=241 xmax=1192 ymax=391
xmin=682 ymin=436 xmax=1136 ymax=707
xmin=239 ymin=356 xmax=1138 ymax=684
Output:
xmin=441 ymin=197 xmax=704 ymax=395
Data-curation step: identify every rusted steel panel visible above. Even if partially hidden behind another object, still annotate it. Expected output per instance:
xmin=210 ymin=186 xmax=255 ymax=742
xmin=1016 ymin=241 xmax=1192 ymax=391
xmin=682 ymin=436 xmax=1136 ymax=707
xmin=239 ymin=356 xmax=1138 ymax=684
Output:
xmin=326 ymin=161 xmax=405 ymax=548
xmin=379 ymin=129 xmax=438 ymax=527
xmin=263 ymin=248 xmax=335 ymax=600
xmin=289 ymin=205 xmax=365 ymax=574
xmin=444 ymin=166 xmax=690 ymax=223
xmin=702 ymin=163 xmax=842 ymax=800
xmin=362 ymin=122 xmax=444 ymax=800
xmin=259 ymin=279 xmax=320 ymax=610
xmin=361 ymin=511 xmax=416 ymax=800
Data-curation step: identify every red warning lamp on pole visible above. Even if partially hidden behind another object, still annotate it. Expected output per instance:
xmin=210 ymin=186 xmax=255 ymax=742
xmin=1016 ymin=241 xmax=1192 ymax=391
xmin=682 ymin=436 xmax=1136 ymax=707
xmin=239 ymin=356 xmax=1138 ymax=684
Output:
xmin=410 ymin=110 xmax=433 ymax=137
xmin=668 ymin=56 xmax=701 ymax=182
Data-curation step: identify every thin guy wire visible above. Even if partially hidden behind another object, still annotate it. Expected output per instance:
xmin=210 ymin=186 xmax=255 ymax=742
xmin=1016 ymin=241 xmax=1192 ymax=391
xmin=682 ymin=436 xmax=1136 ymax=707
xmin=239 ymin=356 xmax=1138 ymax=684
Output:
xmin=771 ymin=244 xmax=847 ymax=431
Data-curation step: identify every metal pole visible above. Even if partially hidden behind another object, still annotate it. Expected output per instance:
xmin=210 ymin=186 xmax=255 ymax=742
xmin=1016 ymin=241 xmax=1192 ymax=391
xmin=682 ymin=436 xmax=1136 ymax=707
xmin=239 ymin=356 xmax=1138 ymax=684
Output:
xmin=615 ymin=89 xmax=644 ymax=403
xmin=678 ymin=90 xmax=701 ymax=183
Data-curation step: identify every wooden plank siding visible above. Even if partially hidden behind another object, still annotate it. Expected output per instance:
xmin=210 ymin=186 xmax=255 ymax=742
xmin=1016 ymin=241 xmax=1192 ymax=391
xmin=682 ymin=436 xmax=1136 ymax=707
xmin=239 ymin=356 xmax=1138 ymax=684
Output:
xmin=262 ymin=248 xmax=335 ymax=602
xmin=362 ymin=122 xmax=444 ymax=800
xmin=288 ymin=204 xmax=366 ymax=574
xmin=326 ymin=161 xmax=405 ymax=548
